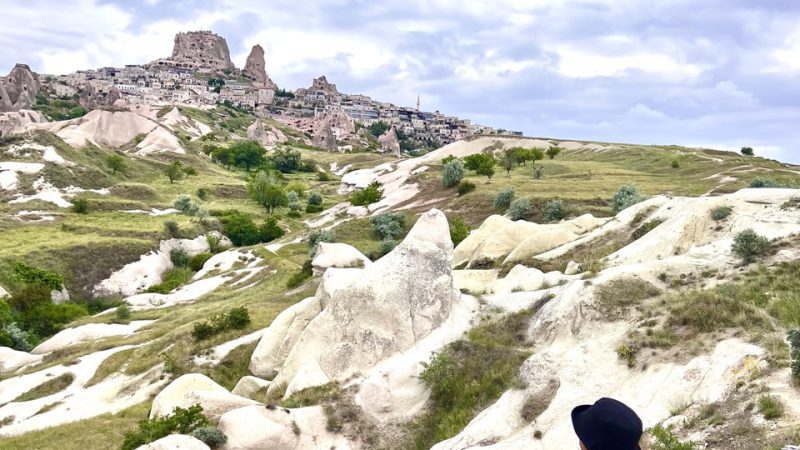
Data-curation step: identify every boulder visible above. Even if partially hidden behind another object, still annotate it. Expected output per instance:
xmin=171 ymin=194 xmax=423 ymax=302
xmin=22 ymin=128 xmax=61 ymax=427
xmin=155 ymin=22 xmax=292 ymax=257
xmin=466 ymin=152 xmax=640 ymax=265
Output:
xmin=135 ymin=126 xmax=185 ymax=155
xmin=311 ymin=242 xmax=371 ymax=275
xmin=564 ymin=260 xmax=582 ymax=275
xmin=150 ymin=373 xmax=258 ymax=422
xmin=136 ymin=435 xmax=210 ymax=450
xmin=314 ymin=267 xmax=363 ymax=307
xmin=232 ymin=376 xmax=271 ymax=398
xmin=265 ymin=209 xmax=459 ymax=396
xmin=491 ymin=265 xmax=545 ymax=294
xmin=218 ymin=405 xmax=352 ymax=450
xmin=452 ymin=269 xmax=498 ymax=295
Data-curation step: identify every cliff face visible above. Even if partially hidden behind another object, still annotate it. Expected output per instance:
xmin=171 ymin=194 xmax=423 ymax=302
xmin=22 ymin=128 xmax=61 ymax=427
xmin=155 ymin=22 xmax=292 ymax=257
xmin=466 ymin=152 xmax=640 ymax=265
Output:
xmin=0 ymin=64 xmax=40 ymax=112
xmin=243 ymin=44 xmax=276 ymax=89
xmin=169 ymin=31 xmax=234 ymax=70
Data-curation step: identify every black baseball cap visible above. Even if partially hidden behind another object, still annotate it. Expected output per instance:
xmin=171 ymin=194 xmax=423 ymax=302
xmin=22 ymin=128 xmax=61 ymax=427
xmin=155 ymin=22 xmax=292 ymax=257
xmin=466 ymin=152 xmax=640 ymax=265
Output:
xmin=571 ymin=397 xmax=643 ymax=450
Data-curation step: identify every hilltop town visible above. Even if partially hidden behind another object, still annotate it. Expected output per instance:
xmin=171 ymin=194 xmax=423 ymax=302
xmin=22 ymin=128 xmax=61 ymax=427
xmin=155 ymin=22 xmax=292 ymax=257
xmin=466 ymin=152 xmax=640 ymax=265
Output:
xmin=0 ymin=30 xmax=516 ymax=155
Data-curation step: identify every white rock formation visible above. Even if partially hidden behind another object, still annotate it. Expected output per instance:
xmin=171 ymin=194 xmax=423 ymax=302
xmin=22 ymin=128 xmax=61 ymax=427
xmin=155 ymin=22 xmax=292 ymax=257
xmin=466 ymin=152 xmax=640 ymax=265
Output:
xmin=218 ymin=405 xmax=352 ymax=450
xmin=136 ymin=434 xmax=210 ymax=450
xmin=0 ymin=161 xmax=44 ymax=191
xmin=377 ymin=126 xmax=401 ymax=156
xmin=246 ymin=119 xmax=286 ymax=148
xmin=490 ymin=265 xmax=545 ymax=294
xmin=135 ymin=125 xmax=185 ymax=155
xmin=0 ymin=110 xmax=45 ymax=137
xmin=34 ymin=109 xmax=158 ymax=148
xmin=0 ymin=64 xmax=39 ymax=112
xmin=160 ymin=107 xmax=212 ymax=139
xmin=32 ymin=321 xmax=154 ymax=354
xmin=0 ymin=347 xmax=44 ymax=374
xmin=252 ymin=209 xmax=461 ymax=396
xmin=452 ymin=269 xmax=498 ymax=295
xmin=150 ymin=373 xmax=258 ymax=422
xmin=243 ymin=44 xmax=276 ymax=89
xmin=311 ymin=242 xmax=371 ymax=275
xmin=232 ymin=376 xmax=271 ymax=398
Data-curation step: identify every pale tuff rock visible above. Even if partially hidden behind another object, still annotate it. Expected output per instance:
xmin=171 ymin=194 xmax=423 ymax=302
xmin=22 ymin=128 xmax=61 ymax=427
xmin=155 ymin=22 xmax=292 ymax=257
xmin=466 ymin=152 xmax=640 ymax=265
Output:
xmin=31 ymin=321 xmax=154 ymax=354
xmin=311 ymin=242 xmax=371 ymax=275
xmin=377 ymin=126 xmax=401 ymax=156
xmin=231 ymin=376 xmax=271 ymax=398
xmin=135 ymin=125 xmax=186 ymax=155
xmin=453 ymin=269 xmax=498 ymax=295
xmin=243 ymin=44 xmax=276 ymax=89
xmin=79 ymin=83 xmax=121 ymax=109
xmin=169 ymin=31 xmax=234 ymax=71
xmin=0 ymin=64 xmax=40 ymax=112
xmin=0 ymin=109 xmax=45 ymax=137
xmin=252 ymin=209 xmax=459 ymax=396
xmin=136 ymin=435 xmax=210 ymax=450
xmin=6 ymin=142 xmax=74 ymax=166
xmin=312 ymin=116 xmax=336 ymax=151
xmin=0 ymin=284 xmax=8 ymax=298
xmin=159 ymin=107 xmax=212 ymax=139
xmin=0 ymin=161 xmax=44 ymax=191
xmin=218 ymin=405 xmax=353 ymax=450
xmin=490 ymin=265 xmax=545 ymax=294
xmin=0 ymin=347 xmax=43 ymax=374
xmin=452 ymin=214 xmax=607 ymax=268
xmin=246 ymin=118 xmax=286 ymax=148
xmin=150 ymin=373 xmax=258 ymax=422
xmin=34 ymin=109 xmax=158 ymax=148
xmin=564 ymin=260 xmax=582 ymax=275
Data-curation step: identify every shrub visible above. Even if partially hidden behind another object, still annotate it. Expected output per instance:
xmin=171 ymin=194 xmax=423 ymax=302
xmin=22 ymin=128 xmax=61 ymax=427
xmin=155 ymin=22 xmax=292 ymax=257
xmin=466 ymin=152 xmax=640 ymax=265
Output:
xmin=317 ymin=171 xmax=332 ymax=181
xmin=222 ymin=212 xmax=261 ymax=246
xmin=106 ymin=154 xmax=126 ymax=174
xmin=494 ymin=187 xmax=515 ymax=210
xmin=164 ymin=220 xmax=181 ymax=238
xmin=442 ymin=160 xmax=465 ymax=187
xmin=750 ymin=177 xmax=778 ymax=188
xmin=757 ymin=395 xmax=784 ymax=419
xmin=1 ymin=323 xmax=33 ymax=352
xmin=300 ymin=159 xmax=318 ymax=173
xmin=193 ymin=427 xmax=228 ymax=448
xmin=667 ymin=288 xmax=770 ymax=333
xmin=72 ymin=197 xmax=90 ymax=214
xmin=350 ymin=181 xmax=383 ymax=206
xmin=192 ymin=322 xmax=216 ymax=341
xmin=507 ymin=198 xmax=531 ymax=220
xmin=188 ymin=252 xmax=213 ymax=271
xmin=370 ymin=212 xmax=406 ymax=240
xmin=306 ymin=192 xmax=324 ymax=213
xmin=595 ymin=278 xmax=661 ymax=316
xmin=115 ymin=304 xmax=131 ymax=322
xmin=258 ymin=217 xmax=284 ymax=243
xmin=226 ymin=307 xmax=251 ymax=329
xmin=789 ymin=329 xmax=800 ymax=382
xmin=269 ymin=148 xmax=302 ymax=173
xmin=121 ymin=405 xmax=210 ymax=450
xmin=616 ymin=342 xmax=638 ymax=368
xmin=174 ymin=194 xmax=202 ymax=216
xmin=170 ymin=248 xmax=189 ymax=268
xmin=542 ymin=200 xmax=566 ymax=222
xmin=196 ymin=188 xmax=209 ymax=200
xmin=731 ymin=229 xmax=770 ymax=263
xmin=378 ymin=239 xmax=398 ymax=257
xmin=287 ymin=191 xmax=301 ymax=214
xmin=206 ymin=233 xmax=222 ymax=253
xmin=191 ymin=307 xmax=251 ymax=341
xmin=286 ymin=181 xmax=308 ymax=198
xmin=145 ymin=267 xmax=193 ymax=294
xmin=710 ymin=206 xmax=732 ymax=221
xmin=12 ymin=262 xmax=63 ymax=290
xmin=671 ymin=160 xmax=680 ymax=169
xmin=611 ymin=184 xmax=646 ymax=213
xmin=449 ymin=216 xmax=470 ymax=246
xmin=457 ymin=181 xmax=476 ymax=196
xmin=740 ymin=146 xmax=754 ymax=156
xmin=287 ymin=260 xmax=313 ymax=288
xmin=308 ymin=229 xmax=335 ymax=256
xmin=650 ymin=424 xmax=695 ymax=450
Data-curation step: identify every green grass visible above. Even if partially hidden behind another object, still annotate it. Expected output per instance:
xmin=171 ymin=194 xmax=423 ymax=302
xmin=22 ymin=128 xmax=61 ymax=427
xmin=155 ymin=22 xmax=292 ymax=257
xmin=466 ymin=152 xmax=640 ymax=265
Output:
xmin=594 ymin=278 xmax=661 ymax=317
xmin=145 ymin=267 xmax=194 ymax=294
xmin=12 ymin=373 xmax=75 ymax=402
xmin=757 ymin=395 xmax=784 ymax=420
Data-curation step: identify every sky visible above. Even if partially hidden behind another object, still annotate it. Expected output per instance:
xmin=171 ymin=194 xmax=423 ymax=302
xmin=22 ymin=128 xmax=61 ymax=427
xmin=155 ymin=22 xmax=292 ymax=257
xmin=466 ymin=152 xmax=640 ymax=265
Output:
xmin=1 ymin=0 xmax=798 ymax=163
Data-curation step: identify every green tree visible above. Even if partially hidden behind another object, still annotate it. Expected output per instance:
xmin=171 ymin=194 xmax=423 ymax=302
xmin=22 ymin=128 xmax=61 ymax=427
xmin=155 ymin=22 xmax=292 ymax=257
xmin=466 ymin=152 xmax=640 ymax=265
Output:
xmin=464 ymin=153 xmax=495 ymax=171
xmin=106 ymin=154 xmax=125 ymax=174
xmin=248 ymin=171 xmax=287 ymax=213
xmin=442 ymin=160 xmax=466 ymax=187
xmin=269 ymin=148 xmax=302 ymax=173
xmin=230 ymin=140 xmax=265 ymax=171
xmin=306 ymin=192 xmax=324 ymax=213
xmin=221 ymin=212 xmax=261 ymax=246
xmin=165 ymin=161 xmax=185 ymax=184
xmin=740 ymin=146 xmax=754 ymax=156
xmin=545 ymin=146 xmax=562 ymax=159
xmin=368 ymin=121 xmax=390 ymax=138
xmin=212 ymin=147 xmax=235 ymax=168
xmin=449 ymin=216 xmax=470 ymax=246
xmin=476 ymin=159 xmax=495 ymax=179
xmin=350 ymin=181 xmax=383 ymax=206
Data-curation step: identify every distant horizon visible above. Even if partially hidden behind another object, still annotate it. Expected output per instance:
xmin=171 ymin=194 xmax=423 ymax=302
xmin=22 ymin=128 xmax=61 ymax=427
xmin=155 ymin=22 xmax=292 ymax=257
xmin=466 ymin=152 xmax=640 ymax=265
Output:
xmin=2 ymin=1 xmax=798 ymax=163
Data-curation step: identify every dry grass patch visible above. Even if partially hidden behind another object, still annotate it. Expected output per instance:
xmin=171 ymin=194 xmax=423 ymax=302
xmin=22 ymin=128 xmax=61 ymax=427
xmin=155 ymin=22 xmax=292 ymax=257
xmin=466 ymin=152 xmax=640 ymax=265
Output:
xmin=13 ymin=372 xmax=75 ymax=402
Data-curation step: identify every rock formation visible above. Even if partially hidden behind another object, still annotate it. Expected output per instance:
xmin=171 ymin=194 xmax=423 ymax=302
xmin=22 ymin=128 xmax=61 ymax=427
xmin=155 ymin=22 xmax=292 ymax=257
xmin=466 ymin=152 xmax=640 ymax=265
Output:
xmin=312 ymin=117 xmax=336 ymax=151
xmin=0 ymin=64 xmax=40 ymax=112
xmin=0 ymin=109 xmax=45 ymax=137
xmin=250 ymin=209 xmax=460 ymax=396
xmin=377 ymin=126 xmax=401 ymax=156
xmin=243 ymin=44 xmax=276 ymax=89
xmin=150 ymin=373 xmax=258 ymax=422
xmin=164 ymin=31 xmax=234 ymax=71
xmin=309 ymin=75 xmax=337 ymax=95
xmin=246 ymin=118 xmax=286 ymax=148
xmin=79 ymin=84 xmax=121 ymax=109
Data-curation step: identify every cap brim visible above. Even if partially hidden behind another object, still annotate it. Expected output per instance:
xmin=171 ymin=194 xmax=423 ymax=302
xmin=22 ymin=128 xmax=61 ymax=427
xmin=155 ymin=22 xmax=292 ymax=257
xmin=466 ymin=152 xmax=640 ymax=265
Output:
xmin=571 ymin=404 xmax=592 ymax=441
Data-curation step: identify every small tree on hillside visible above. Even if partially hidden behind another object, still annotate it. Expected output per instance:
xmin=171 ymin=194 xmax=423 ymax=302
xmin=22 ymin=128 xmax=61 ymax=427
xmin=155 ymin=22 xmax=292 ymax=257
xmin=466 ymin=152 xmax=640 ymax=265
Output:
xmin=165 ymin=161 xmax=185 ymax=183
xmin=494 ymin=187 xmax=515 ymax=209
xmin=545 ymin=146 xmax=562 ymax=159
xmin=106 ymin=154 xmax=126 ymax=175
xmin=249 ymin=171 xmax=287 ymax=213
xmin=740 ymin=146 xmax=754 ymax=156
xmin=611 ymin=184 xmax=645 ymax=213
xmin=442 ymin=160 xmax=466 ymax=187
xmin=230 ymin=140 xmax=265 ymax=171
xmin=212 ymin=147 xmax=235 ymax=168
xmin=732 ymin=229 xmax=771 ymax=263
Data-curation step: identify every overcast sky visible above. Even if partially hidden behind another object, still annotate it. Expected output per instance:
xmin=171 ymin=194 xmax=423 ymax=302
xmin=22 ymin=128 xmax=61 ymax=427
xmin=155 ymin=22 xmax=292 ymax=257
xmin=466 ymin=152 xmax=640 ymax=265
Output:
xmin=1 ymin=0 xmax=798 ymax=163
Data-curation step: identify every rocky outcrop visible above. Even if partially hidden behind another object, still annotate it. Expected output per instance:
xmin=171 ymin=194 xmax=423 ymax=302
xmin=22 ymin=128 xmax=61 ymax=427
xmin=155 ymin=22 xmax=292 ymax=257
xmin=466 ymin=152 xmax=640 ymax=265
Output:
xmin=251 ymin=209 xmax=459 ymax=396
xmin=377 ymin=126 xmax=401 ymax=156
xmin=0 ymin=109 xmax=45 ymax=137
xmin=243 ymin=44 xmax=276 ymax=89
xmin=231 ymin=376 xmax=270 ymax=398
xmin=35 ymin=109 xmax=158 ymax=148
xmin=79 ymin=84 xmax=121 ymax=109
xmin=136 ymin=434 xmax=210 ymax=450
xmin=246 ymin=119 xmax=286 ymax=148
xmin=312 ymin=117 xmax=336 ymax=151
xmin=169 ymin=31 xmax=234 ymax=71
xmin=0 ymin=64 xmax=40 ymax=112
xmin=0 ymin=347 xmax=43 ymax=374
xmin=150 ymin=373 xmax=258 ymax=422
xmin=311 ymin=242 xmax=371 ymax=275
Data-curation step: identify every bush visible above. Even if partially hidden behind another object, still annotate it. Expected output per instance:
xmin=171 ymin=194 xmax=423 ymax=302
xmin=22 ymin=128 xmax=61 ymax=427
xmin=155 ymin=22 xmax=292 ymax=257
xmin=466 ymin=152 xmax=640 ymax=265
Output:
xmin=317 ymin=171 xmax=332 ymax=181
xmin=145 ymin=267 xmax=193 ymax=294
xmin=350 ymin=181 xmax=383 ymax=206
xmin=750 ymin=177 xmax=778 ymax=188
xmin=193 ymin=427 xmax=227 ymax=448
xmin=449 ymin=216 xmax=470 ymax=246
xmin=306 ymin=192 xmax=324 ymax=213
xmin=269 ymin=148 xmax=302 ymax=173
xmin=457 ymin=181 xmax=476 ymax=196
xmin=442 ymin=160 xmax=465 ymax=187
xmin=121 ymin=405 xmax=210 ymax=450
xmin=191 ymin=307 xmax=251 ymax=341
xmin=611 ymin=184 xmax=646 ymax=213
xmin=115 ymin=304 xmax=131 ymax=322
xmin=259 ymin=217 xmax=285 ymax=243
xmin=757 ymin=395 xmax=784 ymax=419
xmin=1 ymin=322 xmax=33 ymax=351
xmin=287 ymin=260 xmax=313 ymax=288
xmin=542 ymin=200 xmax=565 ymax=222
xmin=741 ymin=146 xmax=754 ymax=156
xmin=671 ymin=160 xmax=680 ymax=169
xmin=494 ymin=187 xmax=515 ymax=210
xmin=710 ymin=206 xmax=733 ymax=221
xmin=287 ymin=191 xmax=301 ymax=214
xmin=170 ymin=248 xmax=189 ymax=268
xmin=300 ymin=159 xmax=318 ymax=173
xmin=12 ymin=262 xmax=63 ymax=290
xmin=188 ymin=252 xmax=213 ymax=271
xmin=595 ymin=278 xmax=661 ymax=316
xmin=196 ymin=188 xmax=209 ymax=200
xmin=174 ymin=194 xmax=201 ymax=216
xmin=308 ymin=229 xmax=335 ymax=256
xmin=507 ymin=198 xmax=531 ymax=220
xmin=378 ymin=239 xmax=398 ymax=257
xmin=789 ymin=329 xmax=800 ymax=382
xmin=732 ymin=229 xmax=770 ymax=263
xmin=164 ymin=220 xmax=181 ymax=238
xmin=221 ymin=212 xmax=261 ymax=246
xmin=72 ymin=197 xmax=90 ymax=214
xmin=650 ymin=424 xmax=695 ymax=450
xmin=370 ymin=212 xmax=406 ymax=240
